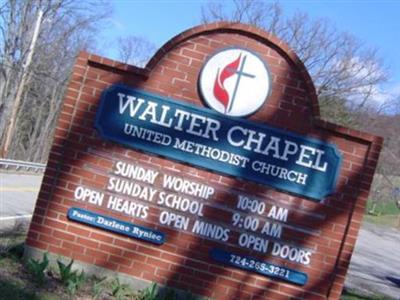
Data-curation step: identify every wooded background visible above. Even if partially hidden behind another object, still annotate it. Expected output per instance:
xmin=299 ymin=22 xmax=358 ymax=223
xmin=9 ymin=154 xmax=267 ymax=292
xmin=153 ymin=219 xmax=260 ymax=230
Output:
xmin=1 ymin=0 xmax=398 ymax=209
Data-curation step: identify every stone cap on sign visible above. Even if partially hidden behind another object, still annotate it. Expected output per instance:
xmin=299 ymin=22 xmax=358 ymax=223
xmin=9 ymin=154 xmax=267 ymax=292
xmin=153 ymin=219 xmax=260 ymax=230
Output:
xmin=86 ymin=22 xmax=318 ymax=122
xmin=145 ymin=22 xmax=318 ymax=112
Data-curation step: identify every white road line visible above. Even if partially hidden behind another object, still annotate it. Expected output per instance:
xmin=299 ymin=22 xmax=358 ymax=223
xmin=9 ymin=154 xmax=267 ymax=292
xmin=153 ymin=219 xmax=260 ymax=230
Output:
xmin=0 ymin=214 xmax=32 ymax=221
xmin=0 ymin=187 xmax=39 ymax=192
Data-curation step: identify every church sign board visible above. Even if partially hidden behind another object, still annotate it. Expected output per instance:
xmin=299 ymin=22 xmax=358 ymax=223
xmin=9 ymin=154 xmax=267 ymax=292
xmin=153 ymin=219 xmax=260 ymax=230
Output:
xmin=25 ymin=23 xmax=383 ymax=300
xmin=95 ymin=85 xmax=341 ymax=200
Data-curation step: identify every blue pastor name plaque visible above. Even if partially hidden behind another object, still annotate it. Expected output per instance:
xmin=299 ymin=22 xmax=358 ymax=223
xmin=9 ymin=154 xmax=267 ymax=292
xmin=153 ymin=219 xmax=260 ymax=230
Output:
xmin=95 ymin=84 xmax=342 ymax=200
xmin=210 ymin=248 xmax=308 ymax=285
xmin=67 ymin=207 xmax=165 ymax=245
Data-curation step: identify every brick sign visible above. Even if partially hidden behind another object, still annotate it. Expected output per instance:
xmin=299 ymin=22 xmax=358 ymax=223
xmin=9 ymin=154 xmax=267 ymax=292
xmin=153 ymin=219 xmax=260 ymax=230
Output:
xmin=25 ymin=23 xmax=383 ymax=300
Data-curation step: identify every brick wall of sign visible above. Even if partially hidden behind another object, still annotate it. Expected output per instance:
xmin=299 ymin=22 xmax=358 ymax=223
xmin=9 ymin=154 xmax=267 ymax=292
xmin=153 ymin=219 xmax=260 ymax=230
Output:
xmin=25 ymin=23 xmax=382 ymax=300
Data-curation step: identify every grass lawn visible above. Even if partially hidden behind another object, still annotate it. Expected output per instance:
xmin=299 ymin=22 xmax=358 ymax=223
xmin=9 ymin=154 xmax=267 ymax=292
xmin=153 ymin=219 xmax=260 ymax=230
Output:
xmin=365 ymin=194 xmax=400 ymax=228
xmin=363 ymin=214 xmax=400 ymax=227
xmin=366 ymin=200 xmax=399 ymax=216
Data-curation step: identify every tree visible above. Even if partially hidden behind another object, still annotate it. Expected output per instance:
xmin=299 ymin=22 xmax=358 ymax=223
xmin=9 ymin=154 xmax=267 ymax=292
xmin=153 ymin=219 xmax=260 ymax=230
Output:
xmin=117 ymin=35 xmax=156 ymax=67
xmin=201 ymin=0 xmax=388 ymax=127
xmin=0 ymin=0 xmax=110 ymax=161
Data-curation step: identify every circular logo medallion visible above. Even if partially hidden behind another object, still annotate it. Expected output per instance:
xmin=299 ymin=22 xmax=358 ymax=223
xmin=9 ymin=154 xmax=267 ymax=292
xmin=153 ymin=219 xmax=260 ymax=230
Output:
xmin=199 ymin=48 xmax=271 ymax=117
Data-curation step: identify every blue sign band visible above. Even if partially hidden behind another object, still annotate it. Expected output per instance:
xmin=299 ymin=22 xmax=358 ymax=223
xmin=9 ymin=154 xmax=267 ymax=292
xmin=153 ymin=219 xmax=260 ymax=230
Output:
xmin=67 ymin=207 xmax=165 ymax=245
xmin=210 ymin=248 xmax=308 ymax=285
xmin=95 ymin=85 xmax=342 ymax=200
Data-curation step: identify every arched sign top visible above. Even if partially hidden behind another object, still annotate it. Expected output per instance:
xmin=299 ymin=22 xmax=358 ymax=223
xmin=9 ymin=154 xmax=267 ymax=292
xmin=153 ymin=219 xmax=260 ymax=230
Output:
xmin=144 ymin=22 xmax=320 ymax=118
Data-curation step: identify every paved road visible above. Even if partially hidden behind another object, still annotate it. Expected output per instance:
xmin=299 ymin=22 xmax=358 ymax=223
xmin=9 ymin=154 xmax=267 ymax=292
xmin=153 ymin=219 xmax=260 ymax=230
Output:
xmin=1 ymin=172 xmax=399 ymax=298
xmin=345 ymin=222 xmax=400 ymax=299
xmin=0 ymin=172 xmax=42 ymax=231
xmin=0 ymin=172 xmax=42 ymax=217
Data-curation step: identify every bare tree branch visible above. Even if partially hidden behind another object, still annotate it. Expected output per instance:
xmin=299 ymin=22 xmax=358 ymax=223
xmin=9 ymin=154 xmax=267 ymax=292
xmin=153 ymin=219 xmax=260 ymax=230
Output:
xmin=116 ymin=35 xmax=156 ymax=67
xmin=0 ymin=0 xmax=110 ymax=161
xmin=201 ymin=0 xmax=389 ymax=127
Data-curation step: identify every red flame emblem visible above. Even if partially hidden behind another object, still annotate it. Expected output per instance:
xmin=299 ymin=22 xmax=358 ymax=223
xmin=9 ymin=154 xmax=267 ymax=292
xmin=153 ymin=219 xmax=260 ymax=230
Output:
xmin=213 ymin=54 xmax=242 ymax=112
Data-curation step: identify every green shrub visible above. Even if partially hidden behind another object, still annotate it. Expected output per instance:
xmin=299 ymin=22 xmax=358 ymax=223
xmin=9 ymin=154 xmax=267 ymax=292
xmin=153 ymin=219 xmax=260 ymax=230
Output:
xmin=91 ymin=276 xmax=108 ymax=299
xmin=57 ymin=259 xmax=75 ymax=284
xmin=57 ymin=258 xmax=86 ymax=296
xmin=110 ymin=277 xmax=133 ymax=300
xmin=139 ymin=282 xmax=159 ymax=300
xmin=66 ymin=270 xmax=86 ymax=296
xmin=26 ymin=252 xmax=49 ymax=285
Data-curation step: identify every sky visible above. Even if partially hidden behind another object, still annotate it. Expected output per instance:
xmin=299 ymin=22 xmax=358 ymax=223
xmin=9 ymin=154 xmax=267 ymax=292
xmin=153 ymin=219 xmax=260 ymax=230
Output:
xmin=100 ymin=0 xmax=400 ymax=101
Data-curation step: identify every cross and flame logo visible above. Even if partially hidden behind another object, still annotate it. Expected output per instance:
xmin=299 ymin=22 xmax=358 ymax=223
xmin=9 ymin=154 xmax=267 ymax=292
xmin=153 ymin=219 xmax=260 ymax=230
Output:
xmin=212 ymin=53 xmax=256 ymax=114
xmin=199 ymin=48 xmax=271 ymax=117
xmin=213 ymin=54 xmax=242 ymax=113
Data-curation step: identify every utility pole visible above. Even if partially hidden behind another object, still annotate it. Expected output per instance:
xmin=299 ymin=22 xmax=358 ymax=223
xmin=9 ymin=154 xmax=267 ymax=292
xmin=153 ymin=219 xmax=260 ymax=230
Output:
xmin=0 ymin=8 xmax=43 ymax=158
